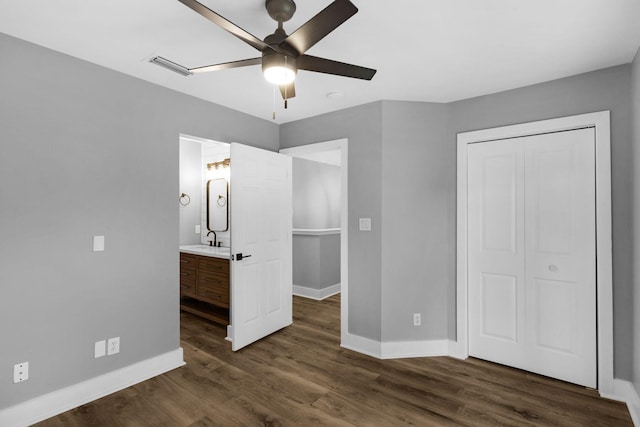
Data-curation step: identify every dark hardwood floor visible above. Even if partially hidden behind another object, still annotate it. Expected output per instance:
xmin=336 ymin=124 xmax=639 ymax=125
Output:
xmin=36 ymin=295 xmax=632 ymax=426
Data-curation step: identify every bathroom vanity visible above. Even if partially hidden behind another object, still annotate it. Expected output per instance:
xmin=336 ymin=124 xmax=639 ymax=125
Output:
xmin=179 ymin=245 xmax=231 ymax=325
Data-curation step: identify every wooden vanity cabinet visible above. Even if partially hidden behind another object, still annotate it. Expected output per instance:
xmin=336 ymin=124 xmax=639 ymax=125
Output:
xmin=179 ymin=252 xmax=230 ymax=325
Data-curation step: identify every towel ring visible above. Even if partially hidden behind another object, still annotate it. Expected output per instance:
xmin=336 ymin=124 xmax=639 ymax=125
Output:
xmin=179 ymin=193 xmax=191 ymax=206
xmin=217 ymin=195 xmax=227 ymax=207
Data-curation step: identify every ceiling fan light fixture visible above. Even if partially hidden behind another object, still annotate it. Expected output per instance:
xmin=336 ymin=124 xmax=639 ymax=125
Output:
xmin=262 ymin=52 xmax=297 ymax=85
xmin=264 ymin=65 xmax=296 ymax=85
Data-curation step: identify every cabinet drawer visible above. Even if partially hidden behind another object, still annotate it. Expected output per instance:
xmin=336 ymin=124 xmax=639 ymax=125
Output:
xmin=199 ymin=272 xmax=229 ymax=307
xmin=180 ymin=253 xmax=197 ymax=269
xmin=179 ymin=269 xmax=196 ymax=285
xmin=199 ymin=257 xmax=230 ymax=274
xmin=179 ymin=279 xmax=196 ymax=296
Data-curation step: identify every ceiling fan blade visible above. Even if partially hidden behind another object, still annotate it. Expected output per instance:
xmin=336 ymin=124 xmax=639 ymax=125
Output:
xmin=177 ymin=0 xmax=275 ymax=52
xmin=279 ymin=82 xmax=296 ymax=100
xmin=298 ymin=55 xmax=376 ymax=80
xmin=284 ymin=0 xmax=358 ymax=54
xmin=190 ymin=58 xmax=262 ymax=73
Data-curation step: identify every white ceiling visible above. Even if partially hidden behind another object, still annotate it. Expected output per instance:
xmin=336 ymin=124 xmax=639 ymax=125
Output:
xmin=2 ymin=0 xmax=640 ymax=124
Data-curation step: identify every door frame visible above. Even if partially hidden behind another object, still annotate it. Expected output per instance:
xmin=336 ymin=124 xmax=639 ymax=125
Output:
xmin=453 ymin=111 xmax=613 ymax=395
xmin=279 ymin=139 xmax=349 ymax=347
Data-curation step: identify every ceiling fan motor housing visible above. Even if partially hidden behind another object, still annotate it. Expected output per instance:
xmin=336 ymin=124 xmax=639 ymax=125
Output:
xmin=265 ymin=0 xmax=296 ymax=23
xmin=263 ymin=26 xmax=299 ymax=76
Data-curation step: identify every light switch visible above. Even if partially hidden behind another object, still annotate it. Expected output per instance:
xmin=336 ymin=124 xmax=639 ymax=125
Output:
xmin=93 ymin=236 xmax=105 ymax=252
xmin=195 ymin=225 xmax=201 ymax=234
xmin=94 ymin=340 xmax=106 ymax=358
xmin=359 ymin=218 xmax=371 ymax=231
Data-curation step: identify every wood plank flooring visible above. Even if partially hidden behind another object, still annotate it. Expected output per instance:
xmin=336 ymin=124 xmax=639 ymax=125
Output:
xmin=36 ymin=295 xmax=632 ymax=426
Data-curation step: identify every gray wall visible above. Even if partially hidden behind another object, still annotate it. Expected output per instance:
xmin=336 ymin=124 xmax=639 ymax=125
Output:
xmin=179 ymin=139 xmax=202 ymax=245
xmin=0 ymin=33 xmax=278 ymax=409
xmin=632 ymin=48 xmax=640 ymax=395
xmin=280 ymin=102 xmax=383 ymax=341
xmin=281 ymin=65 xmax=634 ymax=380
xmin=292 ymin=157 xmax=341 ymax=229
xmin=449 ymin=65 xmax=633 ymax=379
xmin=380 ymin=101 xmax=451 ymax=342
xmin=292 ymin=234 xmax=340 ymax=290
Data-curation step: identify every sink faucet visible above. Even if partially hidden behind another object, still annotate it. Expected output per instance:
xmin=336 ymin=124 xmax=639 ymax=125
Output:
xmin=206 ymin=230 xmax=217 ymax=247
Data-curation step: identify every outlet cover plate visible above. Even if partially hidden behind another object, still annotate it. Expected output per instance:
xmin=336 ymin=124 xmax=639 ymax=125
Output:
xmin=107 ymin=337 xmax=120 ymax=355
xmin=13 ymin=362 xmax=29 ymax=383
xmin=413 ymin=313 xmax=421 ymax=326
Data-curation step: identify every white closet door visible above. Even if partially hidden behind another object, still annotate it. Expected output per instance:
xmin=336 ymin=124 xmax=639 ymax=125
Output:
xmin=468 ymin=128 xmax=596 ymax=388
xmin=523 ymin=129 xmax=596 ymax=387
xmin=468 ymin=140 xmax=526 ymax=368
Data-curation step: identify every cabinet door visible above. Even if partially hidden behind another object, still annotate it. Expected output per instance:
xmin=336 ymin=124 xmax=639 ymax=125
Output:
xmin=198 ymin=271 xmax=230 ymax=308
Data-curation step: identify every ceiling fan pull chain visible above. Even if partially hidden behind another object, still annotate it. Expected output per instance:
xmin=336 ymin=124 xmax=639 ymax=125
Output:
xmin=272 ymin=86 xmax=276 ymax=120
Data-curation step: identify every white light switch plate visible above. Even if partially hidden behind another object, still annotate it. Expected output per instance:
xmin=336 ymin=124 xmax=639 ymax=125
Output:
xmin=359 ymin=218 xmax=372 ymax=231
xmin=195 ymin=224 xmax=201 ymax=234
xmin=94 ymin=340 xmax=106 ymax=358
xmin=93 ymin=236 xmax=105 ymax=252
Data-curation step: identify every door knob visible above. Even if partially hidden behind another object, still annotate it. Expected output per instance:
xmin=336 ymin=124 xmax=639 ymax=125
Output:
xmin=548 ymin=264 xmax=558 ymax=272
xmin=234 ymin=253 xmax=252 ymax=261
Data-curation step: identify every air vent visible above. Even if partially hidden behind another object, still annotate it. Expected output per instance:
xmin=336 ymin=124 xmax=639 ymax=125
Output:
xmin=149 ymin=56 xmax=192 ymax=76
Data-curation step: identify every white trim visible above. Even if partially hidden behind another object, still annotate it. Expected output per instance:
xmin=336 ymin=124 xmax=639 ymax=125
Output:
xmin=0 ymin=348 xmax=185 ymax=427
xmin=292 ymin=228 xmax=341 ymax=236
xmin=293 ymin=283 xmax=341 ymax=300
xmin=280 ymin=139 xmax=349 ymax=350
xmin=447 ymin=340 xmax=468 ymax=360
xmin=381 ymin=340 xmax=450 ymax=359
xmin=455 ymin=111 xmax=614 ymax=395
xmin=340 ymin=336 xmax=454 ymax=360
xmin=341 ymin=332 xmax=382 ymax=359
xmin=600 ymin=380 xmax=640 ymax=425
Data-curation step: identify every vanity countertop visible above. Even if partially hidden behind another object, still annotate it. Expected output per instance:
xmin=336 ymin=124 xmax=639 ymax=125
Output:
xmin=180 ymin=244 xmax=231 ymax=260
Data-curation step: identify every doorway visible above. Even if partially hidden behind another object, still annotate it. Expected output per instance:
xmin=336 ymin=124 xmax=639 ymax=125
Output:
xmin=455 ymin=111 xmax=615 ymax=395
xmin=280 ymin=139 xmax=349 ymax=346
xmin=179 ymin=135 xmax=294 ymax=351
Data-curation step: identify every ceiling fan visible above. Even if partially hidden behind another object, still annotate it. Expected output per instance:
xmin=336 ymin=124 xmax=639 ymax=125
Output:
xmin=153 ymin=0 xmax=376 ymax=107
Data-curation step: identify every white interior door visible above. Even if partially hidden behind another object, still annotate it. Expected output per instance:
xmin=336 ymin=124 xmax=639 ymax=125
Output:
xmin=230 ymin=142 xmax=292 ymax=351
xmin=468 ymin=128 xmax=596 ymax=388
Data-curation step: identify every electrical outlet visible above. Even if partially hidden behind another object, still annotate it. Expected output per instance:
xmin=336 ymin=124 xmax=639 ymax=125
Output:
xmin=107 ymin=337 xmax=120 ymax=355
xmin=13 ymin=362 xmax=29 ymax=383
xmin=413 ymin=313 xmax=421 ymax=326
xmin=94 ymin=340 xmax=106 ymax=358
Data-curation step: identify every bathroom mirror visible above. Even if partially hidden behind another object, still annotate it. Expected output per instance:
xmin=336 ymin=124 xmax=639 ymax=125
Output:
xmin=207 ymin=178 xmax=229 ymax=232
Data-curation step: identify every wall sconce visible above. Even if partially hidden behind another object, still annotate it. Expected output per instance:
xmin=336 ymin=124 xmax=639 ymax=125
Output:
xmin=207 ymin=158 xmax=231 ymax=171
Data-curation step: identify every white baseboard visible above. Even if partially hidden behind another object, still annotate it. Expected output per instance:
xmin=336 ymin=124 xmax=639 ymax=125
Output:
xmin=381 ymin=340 xmax=449 ymax=359
xmin=601 ymin=379 xmax=640 ymax=426
xmin=0 ymin=348 xmax=185 ymax=427
xmin=447 ymin=339 xmax=468 ymax=360
xmin=293 ymin=283 xmax=340 ymax=300
xmin=341 ymin=332 xmax=382 ymax=359
xmin=341 ymin=335 xmax=455 ymax=360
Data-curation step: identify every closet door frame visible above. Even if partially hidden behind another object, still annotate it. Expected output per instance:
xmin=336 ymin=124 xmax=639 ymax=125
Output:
xmin=454 ymin=111 xmax=613 ymax=396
